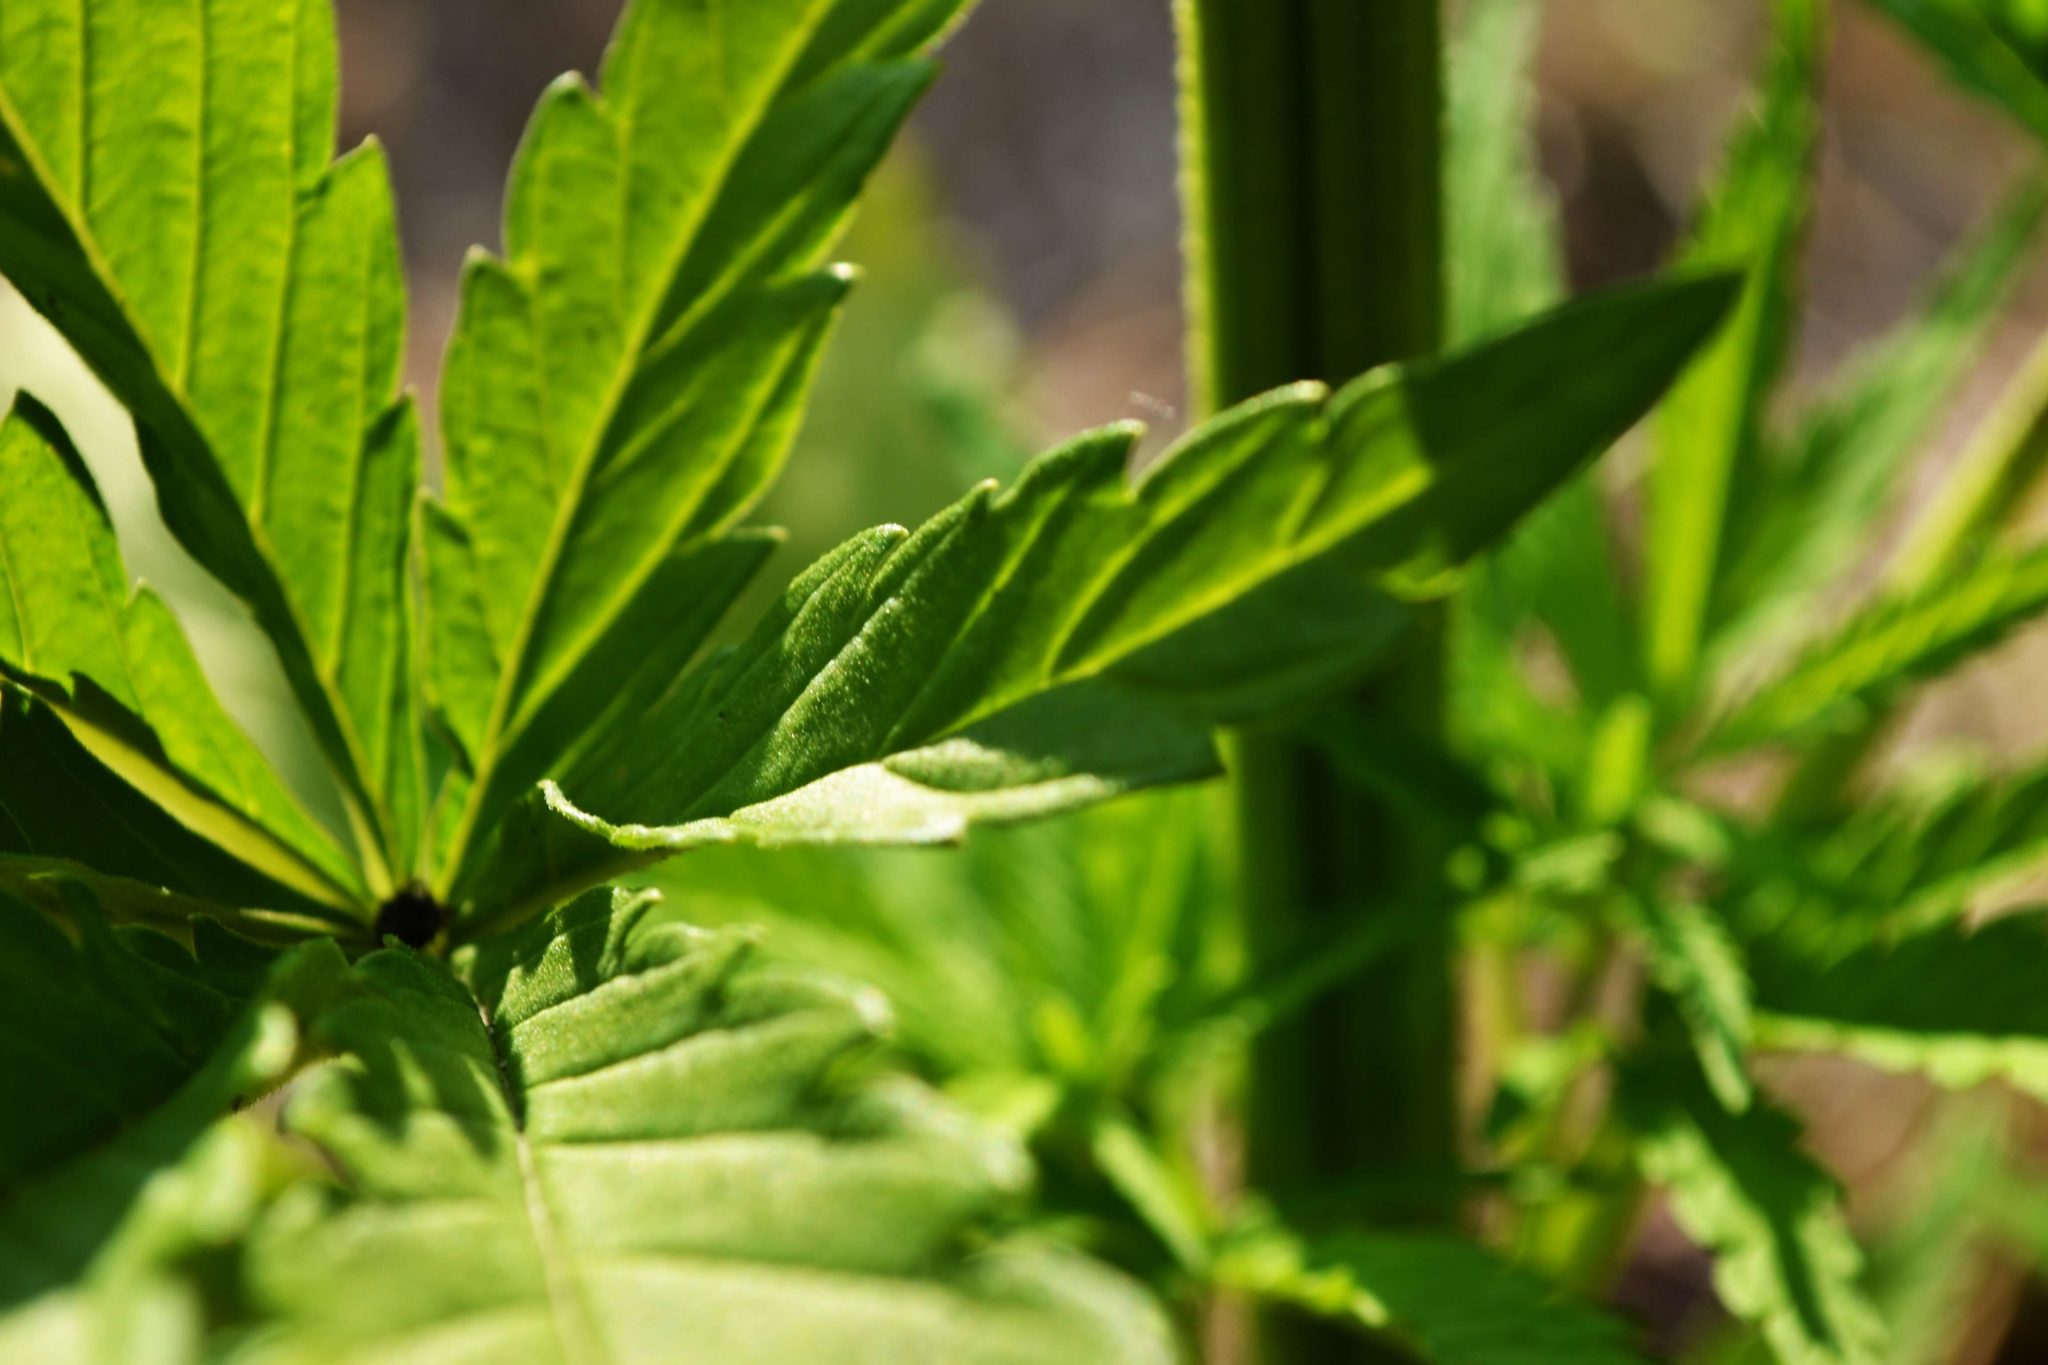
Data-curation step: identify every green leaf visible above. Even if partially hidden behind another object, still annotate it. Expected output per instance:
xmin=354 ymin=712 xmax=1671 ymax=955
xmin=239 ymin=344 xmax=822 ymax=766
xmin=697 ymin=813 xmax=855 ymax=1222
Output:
xmin=1631 ymin=899 xmax=1755 ymax=1111
xmin=234 ymin=886 xmax=1174 ymax=1364
xmin=1866 ymin=0 xmax=2048 ymax=144
xmin=651 ymin=786 xmax=1234 ymax=1090
xmin=1711 ymin=179 xmax=2048 ymax=668
xmin=1891 ymin=321 xmax=2048 ymax=592
xmin=425 ymin=0 xmax=966 ymax=888
xmin=0 ymin=0 xmax=422 ymax=872
xmin=1644 ymin=0 xmax=1821 ymax=707
xmin=1445 ymin=0 xmax=1638 ymax=733
xmin=1446 ymin=0 xmax=1564 ymax=348
xmin=1619 ymin=1054 xmax=1886 ymax=1365
xmin=1217 ymin=1226 xmax=1651 ymax=1364
xmin=465 ymin=275 xmax=1736 ymax=926
xmin=0 ymin=690 xmax=350 ymax=935
xmin=0 ymin=886 xmax=339 ymax=1316
xmin=1701 ymin=541 xmax=2048 ymax=755
xmin=1821 ymin=761 xmax=2048 ymax=924
xmin=0 ymin=397 xmax=362 ymax=913
xmin=1751 ymin=908 xmax=2048 ymax=1098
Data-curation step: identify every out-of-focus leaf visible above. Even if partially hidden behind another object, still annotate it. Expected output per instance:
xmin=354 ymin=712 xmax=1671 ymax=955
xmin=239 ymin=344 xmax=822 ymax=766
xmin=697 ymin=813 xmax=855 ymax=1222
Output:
xmin=1809 ymin=759 xmax=2048 ymax=927
xmin=1619 ymin=1053 xmax=1886 ymax=1365
xmin=1701 ymin=542 xmax=2048 ymax=755
xmin=1632 ymin=899 xmax=1755 ymax=1111
xmin=1752 ymin=908 xmax=2048 ymax=1098
xmin=1218 ymin=1225 xmax=1653 ymax=1364
xmin=1865 ymin=0 xmax=2048 ymax=145
xmin=233 ymin=886 xmax=1175 ymax=1364
xmin=1446 ymin=0 xmax=1564 ymax=347
xmin=1892 ymin=328 xmax=2048 ymax=589
xmin=1713 ymin=180 xmax=2048 ymax=669
xmin=1645 ymin=0 xmax=1822 ymax=708
xmin=0 ymin=887 xmax=342 ymax=1363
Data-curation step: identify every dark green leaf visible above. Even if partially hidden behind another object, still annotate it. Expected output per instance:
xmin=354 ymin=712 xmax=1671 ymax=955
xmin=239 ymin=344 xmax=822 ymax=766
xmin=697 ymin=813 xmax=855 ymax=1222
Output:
xmin=1219 ymin=1226 xmax=1652 ymax=1364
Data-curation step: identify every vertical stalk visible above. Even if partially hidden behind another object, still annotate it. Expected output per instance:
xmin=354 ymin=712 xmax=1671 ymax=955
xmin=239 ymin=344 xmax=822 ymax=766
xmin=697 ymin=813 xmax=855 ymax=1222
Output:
xmin=1177 ymin=2 xmax=1448 ymax=1362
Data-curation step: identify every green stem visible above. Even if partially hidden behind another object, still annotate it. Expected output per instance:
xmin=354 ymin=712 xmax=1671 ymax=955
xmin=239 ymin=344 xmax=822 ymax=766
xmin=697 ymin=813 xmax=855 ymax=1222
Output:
xmin=1177 ymin=3 xmax=1449 ymax=1362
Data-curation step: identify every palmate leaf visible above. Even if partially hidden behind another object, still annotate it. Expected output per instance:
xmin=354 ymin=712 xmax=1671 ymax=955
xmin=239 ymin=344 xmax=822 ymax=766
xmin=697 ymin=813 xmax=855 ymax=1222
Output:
xmin=1218 ymin=1226 xmax=1651 ymax=1365
xmin=451 ymin=276 xmax=1739 ymax=926
xmin=424 ymin=0 xmax=970 ymax=889
xmin=1619 ymin=1053 xmax=1886 ymax=1365
xmin=1644 ymin=0 xmax=1821 ymax=708
xmin=231 ymin=887 xmax=1173 ymax=1364
xmin=0 ymin=0 xmax=421 ymax=877
xmin=1701 ymin=540 xmax=2048 ymax=755
xmin=0 ymin=398 xmax=361 ymax=918
xmin=1750 ymin=908 xmax=2048 ymax=1098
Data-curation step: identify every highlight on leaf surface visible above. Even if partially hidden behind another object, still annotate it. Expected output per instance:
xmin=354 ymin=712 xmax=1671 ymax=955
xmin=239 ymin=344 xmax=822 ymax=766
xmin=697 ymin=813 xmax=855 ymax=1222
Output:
xmin=235 ymin=886 xmax=1177 ymax=1365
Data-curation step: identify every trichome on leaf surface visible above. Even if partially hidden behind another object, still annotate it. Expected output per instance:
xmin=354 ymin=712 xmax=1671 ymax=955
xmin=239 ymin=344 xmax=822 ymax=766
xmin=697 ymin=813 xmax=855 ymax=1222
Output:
xmin=13 ymin=0 xmax=2048 ymax=1361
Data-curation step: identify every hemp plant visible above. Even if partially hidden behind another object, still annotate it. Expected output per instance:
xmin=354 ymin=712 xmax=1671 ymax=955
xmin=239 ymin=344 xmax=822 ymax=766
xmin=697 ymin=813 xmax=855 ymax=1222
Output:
xmin=0 ymin=0 xmax=1767 ymax=1361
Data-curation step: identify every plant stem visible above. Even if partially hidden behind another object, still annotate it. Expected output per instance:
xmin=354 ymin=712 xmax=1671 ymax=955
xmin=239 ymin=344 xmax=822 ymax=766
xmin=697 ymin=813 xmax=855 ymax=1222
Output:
xmin=1177 ymin=2 xmax=1449 ymax=1361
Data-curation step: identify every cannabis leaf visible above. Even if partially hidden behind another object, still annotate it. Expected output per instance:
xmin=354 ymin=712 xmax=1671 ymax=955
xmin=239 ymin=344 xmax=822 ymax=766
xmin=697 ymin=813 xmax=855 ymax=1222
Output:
xmin=235 ymin=887 xmax=1174 ymax=1364
xmin=1219 ymin=1227 xmax=1651 ymax=1365
xmin=422 ymin=0 xmax=972 ymax=887
xmin=1620 ymin=1054 xmax=1886 ymax=1365
xmin=461 ymin=276 xmax=1737 ymax=926
xmin=1703 ymin=542 xmax=2048 ymax=754
xmin=1711 ymin=178 xmax=2048 ymax=668
xmin=1752 ymin=909 xmax=2048 ymax=1099
xmin=0 ymin=0 xmax=421 ymax=875
xmin=0 ymin=885 xmax=331 ymax=1358
xmin=0 ymin=398 xmax=361 ymax=924
xmin=1644 ymin=0 xmax=1821 ymax=707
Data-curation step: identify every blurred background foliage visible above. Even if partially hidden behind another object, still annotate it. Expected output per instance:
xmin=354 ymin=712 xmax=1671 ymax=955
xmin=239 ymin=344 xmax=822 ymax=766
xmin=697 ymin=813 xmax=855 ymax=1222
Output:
xmin=13 ymin=0 xmax=2048 ymax=1360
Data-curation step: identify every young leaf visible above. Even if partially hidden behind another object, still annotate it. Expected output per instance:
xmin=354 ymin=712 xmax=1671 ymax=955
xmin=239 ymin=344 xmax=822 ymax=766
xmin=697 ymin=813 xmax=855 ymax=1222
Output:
xmin=0 ymin=398 xmax=362 ymax=913
xmin=1619 ymin=1054 xmax=1887 ymax=1365
xmin=1644 ymin=0 xmax=1821 ymax=708
xmin=0 ymin=1 xmax=422 ymax=870
xmin=461 ymin=276 xmax=1738 ymax=926
xmin=1823 ymin=760 xmax=2048 ymax=924
xmin=235 ymin=886 xmax=1174 ymax=1364
xmin=426 ymin=0 xmax=970 ymax=885
xmin=1701 ymin=541 xmax=2048 ymax=755
xmin=1866 ymin=0 xmax=2048 ymax=145
xmin=1891 ymin=325 xmax=2048 ymax=591
xmin=1631 ymin=899 xmax=1756 ymax=1111
xmin=1711 ymin=180 xmax=2048 ymax=669
xmin=1216 ymin=1226 xmax=1652 ymax=1364
xmin=1751 ymin=908 xmax=2048 ymax=1099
